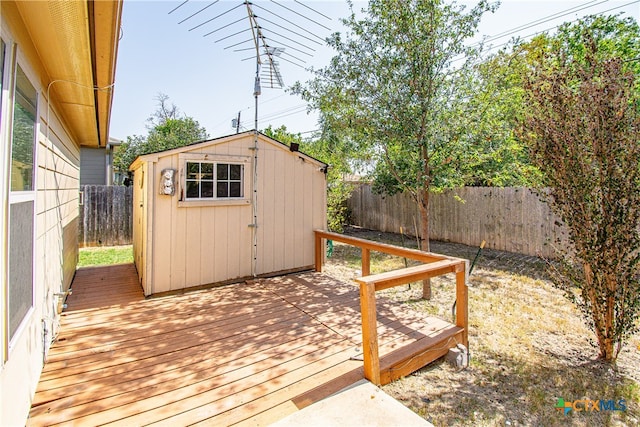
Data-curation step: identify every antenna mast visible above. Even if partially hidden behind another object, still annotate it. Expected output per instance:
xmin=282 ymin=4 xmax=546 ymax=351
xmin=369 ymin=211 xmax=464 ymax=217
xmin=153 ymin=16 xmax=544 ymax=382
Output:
xmin=170 ymin=0 xmax=330 ymax=277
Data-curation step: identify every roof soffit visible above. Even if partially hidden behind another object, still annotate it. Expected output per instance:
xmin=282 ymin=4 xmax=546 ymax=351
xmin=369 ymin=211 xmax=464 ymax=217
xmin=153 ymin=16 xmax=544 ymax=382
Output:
xmin=13 ymin=0 xmax=122 ymax=148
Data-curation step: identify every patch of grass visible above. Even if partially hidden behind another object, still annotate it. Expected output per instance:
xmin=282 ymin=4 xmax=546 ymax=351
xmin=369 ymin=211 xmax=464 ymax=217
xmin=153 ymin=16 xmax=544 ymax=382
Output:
xmin=78 ymin=245 xmax=133 ymax=267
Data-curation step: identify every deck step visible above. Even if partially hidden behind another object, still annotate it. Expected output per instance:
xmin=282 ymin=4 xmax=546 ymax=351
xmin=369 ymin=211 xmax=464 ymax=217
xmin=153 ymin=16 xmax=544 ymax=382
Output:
xmin=380 ymin=325 xmax=464 ymax=385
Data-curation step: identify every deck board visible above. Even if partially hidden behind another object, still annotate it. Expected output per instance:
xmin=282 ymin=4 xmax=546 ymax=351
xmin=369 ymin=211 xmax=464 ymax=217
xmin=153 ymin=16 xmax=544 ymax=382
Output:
xmin=28 ymin=263 xmax=459 ymax=426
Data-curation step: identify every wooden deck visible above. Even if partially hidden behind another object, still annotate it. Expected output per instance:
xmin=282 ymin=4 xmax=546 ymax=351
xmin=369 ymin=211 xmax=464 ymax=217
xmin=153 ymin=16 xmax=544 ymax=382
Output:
xmin=28 ymin=263 xmax=462 ymax=426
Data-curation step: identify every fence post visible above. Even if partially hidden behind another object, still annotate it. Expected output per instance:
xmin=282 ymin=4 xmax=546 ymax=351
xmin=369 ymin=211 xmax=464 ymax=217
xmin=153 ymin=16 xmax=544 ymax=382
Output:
xmin=362 ymin=248 xmax=370 ymax=277
xmin=359 ymin=281 xmax=380 ymax=385
xmin=315 ymin=231 xmax=323 ymax=272
xmin=455 ymin=268 xmax=468 ymax=347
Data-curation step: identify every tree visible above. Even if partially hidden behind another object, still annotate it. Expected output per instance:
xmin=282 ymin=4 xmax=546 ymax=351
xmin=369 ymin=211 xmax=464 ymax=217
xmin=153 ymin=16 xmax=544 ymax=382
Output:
xmin=293 ymin=0 xmax=498 ymax=297
xmin=462 ymin=44 xmax=545 ymax=187
xmin=263 ymin=125 xmax=355 ymax=232
xmin=114 ymin=93 xmax=208 ymax=174
xmin=518 ymin=16 xmax=640 ymax=362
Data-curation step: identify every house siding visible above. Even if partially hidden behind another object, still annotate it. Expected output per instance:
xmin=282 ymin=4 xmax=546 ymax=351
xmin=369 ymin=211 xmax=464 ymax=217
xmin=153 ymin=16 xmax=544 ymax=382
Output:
xmin=80 ymin=147 xmax=106 ymax=185
xmin=0 ymin=10 xmax=80 ymax=426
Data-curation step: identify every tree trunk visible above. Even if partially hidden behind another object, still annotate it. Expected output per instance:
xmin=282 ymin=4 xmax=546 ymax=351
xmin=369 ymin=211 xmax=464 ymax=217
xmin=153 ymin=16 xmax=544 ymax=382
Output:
xmin=585 ymin=263 xmax=617 ymax=362
xmin=419 ymin=189 xmax=431 ymax=300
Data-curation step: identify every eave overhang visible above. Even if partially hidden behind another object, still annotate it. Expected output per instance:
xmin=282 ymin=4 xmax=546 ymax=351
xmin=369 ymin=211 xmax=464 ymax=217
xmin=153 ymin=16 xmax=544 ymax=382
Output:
xmin=12 ymin=0 xmax=123 ymax=147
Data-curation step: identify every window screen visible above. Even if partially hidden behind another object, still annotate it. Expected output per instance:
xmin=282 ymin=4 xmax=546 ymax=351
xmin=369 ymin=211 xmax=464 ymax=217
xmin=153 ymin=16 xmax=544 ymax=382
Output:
xmin=9 ymin=201 xmax=34 ymax=340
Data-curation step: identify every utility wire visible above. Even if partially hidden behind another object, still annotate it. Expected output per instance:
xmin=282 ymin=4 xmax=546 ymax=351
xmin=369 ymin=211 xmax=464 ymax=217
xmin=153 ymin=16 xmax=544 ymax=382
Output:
xmin=481 ymin=0 xmax=606 ymax=44
xmin=479 ymin=0 xmax=640 ymax=49
xmin=259 ymin=103 xmax=308 ymax=121
xmin=450 ymin=0 xmax=640 ymax=65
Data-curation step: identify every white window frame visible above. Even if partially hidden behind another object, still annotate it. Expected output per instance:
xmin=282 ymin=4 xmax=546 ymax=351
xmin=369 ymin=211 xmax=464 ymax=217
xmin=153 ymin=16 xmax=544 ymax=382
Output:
xmin=178 ymin=153 xmax=251 ymax=207
xmin=2 ymin=43 xmax=39 ymax=358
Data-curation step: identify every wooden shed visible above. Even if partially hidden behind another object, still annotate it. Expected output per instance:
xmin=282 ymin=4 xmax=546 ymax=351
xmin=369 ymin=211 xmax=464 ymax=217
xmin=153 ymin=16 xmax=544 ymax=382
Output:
xmin=129 ymin=131 xmax=327 ymax=296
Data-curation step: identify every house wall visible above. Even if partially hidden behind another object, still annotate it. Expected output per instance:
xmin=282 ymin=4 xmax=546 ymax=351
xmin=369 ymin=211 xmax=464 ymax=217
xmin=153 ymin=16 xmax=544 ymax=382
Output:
xmin=134 ymin=133 xmax=327 ymax=295
xmin=0 ymin=6 xmax=80 ymax=425
xmin=80 ymin=147 xmax=106 ymax=185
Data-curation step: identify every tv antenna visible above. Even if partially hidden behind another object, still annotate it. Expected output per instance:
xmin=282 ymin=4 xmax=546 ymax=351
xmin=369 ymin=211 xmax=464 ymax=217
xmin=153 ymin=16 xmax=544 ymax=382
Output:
xmin=170 ymin=0 xmax=331 ymax=276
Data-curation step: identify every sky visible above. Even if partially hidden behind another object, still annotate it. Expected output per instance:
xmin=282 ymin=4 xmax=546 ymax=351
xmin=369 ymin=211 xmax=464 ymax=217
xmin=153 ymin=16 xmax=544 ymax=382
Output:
xmin=108 ymin=0 xmax=640 ymax=141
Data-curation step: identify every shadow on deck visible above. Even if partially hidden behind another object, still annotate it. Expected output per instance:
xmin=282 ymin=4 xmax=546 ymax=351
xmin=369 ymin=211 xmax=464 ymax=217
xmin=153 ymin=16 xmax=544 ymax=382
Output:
xmin=28 ymin=263 xmax=460 ymax=426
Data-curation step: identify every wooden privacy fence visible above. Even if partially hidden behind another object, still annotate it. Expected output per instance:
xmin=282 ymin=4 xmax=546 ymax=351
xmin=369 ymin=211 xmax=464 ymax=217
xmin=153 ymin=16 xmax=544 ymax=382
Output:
xmin=347 ymin=185 xmax=564 ymax=258
xmin=79 ymin=185 xmax=133 ymax=247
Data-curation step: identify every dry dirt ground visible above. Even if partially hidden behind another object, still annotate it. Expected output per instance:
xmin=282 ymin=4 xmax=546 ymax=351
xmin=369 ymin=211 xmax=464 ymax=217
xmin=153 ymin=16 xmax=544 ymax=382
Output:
xmin=321 ymin=226 xmax=640 ymax=427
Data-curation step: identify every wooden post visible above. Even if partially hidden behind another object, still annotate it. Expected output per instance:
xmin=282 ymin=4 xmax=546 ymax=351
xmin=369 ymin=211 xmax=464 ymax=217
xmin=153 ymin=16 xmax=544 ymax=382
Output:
xmin=455 ymin=269 xmax=468 ymax=347
xmin=422 ymin=278 xmax=431 ymax=300
xmin=360 ymin=281 xmax=380 ymax=385
xmin=315 ymin=233 xmax=323 ymax=272
xmin=362 ymin=248 xmax=370 ymax=277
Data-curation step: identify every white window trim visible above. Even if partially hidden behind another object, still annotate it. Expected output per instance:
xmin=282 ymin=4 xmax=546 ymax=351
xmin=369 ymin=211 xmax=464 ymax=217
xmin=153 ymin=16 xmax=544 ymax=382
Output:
xmin=5 ymin=53 xmax=39 ymax=356
xmin=177 ymin=153 xmax=251 ymax=207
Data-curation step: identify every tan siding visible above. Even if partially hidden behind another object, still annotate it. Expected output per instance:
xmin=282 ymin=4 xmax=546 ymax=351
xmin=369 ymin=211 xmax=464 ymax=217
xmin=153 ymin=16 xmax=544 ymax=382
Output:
xmin=213 ymin=207 xmax=229 ymax=282
xmin=135 ymin=133 xmax=326 ymax=293
xmin=199 ymin=204 xmax=215 ymax=285
xmin=227 ymin=205 xmax=242 ymax=279
xmin=293 ymin=158 xmax=305 ymax=268
xmin=152 ymin=161 xmax=172 ymax=294
xmin=184 ymin=207 xmax=201 ymax=287
xmin=145 ymin=162 xmax=155 ymax=294
xmin=171 ymin=167 xmax=187 ymax=291
xmin=2 ymin=44 xmax=81 ymax=425
xmin=256 ymin=145 xmax=269 ymax=275
xmin=302 ymin=159 xmax=313 ymax=263
xmin=272 ymin=148 xmax=287 ymax=271
xmin=37 ymin=96 xmax=80 ymax=296
xmin=132 ymin=166 xmax=143 ymax=287
xmin=282 ymin=150 xmax=295 ymax=271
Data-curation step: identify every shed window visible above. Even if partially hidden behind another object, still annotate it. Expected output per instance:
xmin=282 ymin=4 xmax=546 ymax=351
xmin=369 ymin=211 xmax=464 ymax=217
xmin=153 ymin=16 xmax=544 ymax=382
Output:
xmin=185 ymin=161 xmax=244 ymax=200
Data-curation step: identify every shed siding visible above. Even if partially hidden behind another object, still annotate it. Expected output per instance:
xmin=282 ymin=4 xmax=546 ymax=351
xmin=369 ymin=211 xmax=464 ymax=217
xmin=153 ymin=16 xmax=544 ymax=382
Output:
xmin=133 ymin=133 xmax=326 ymax=294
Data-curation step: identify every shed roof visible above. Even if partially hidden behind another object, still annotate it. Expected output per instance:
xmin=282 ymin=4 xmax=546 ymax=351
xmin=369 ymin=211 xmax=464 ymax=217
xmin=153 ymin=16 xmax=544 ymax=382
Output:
xmin=129 ymin=131 xmax=328 ymax=171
